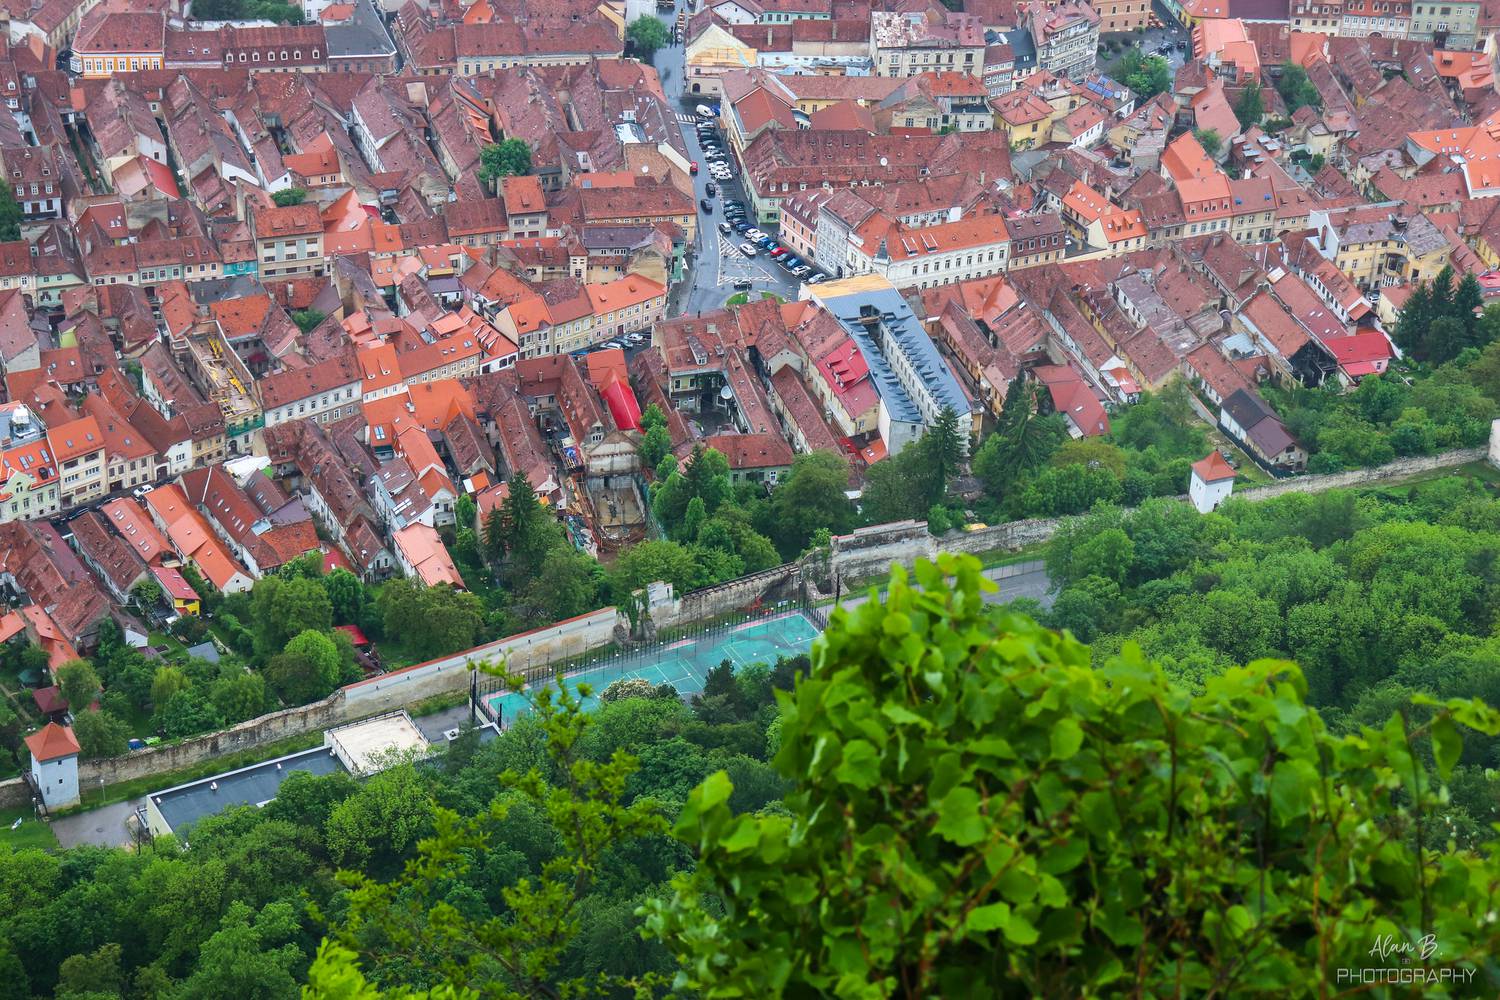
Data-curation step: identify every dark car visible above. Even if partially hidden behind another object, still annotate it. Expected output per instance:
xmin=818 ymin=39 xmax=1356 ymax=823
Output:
xmin=732 ymin=280 xmax=753 ymax=291
xmin=700 ymin=199 xmax=713 ymax=213
xmin=705 ymin=181 xmax=717 ymax=196
xmin=733 ymin=220 xmax=752 ymax=233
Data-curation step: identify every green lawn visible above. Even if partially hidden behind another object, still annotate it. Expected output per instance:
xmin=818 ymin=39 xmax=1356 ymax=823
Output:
xmin=0 ymin=806 xmax=58 ymax=852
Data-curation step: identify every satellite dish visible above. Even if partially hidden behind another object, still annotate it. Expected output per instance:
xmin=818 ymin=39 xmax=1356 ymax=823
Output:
xmin=879 ymin=156 xmax=888 ymax=167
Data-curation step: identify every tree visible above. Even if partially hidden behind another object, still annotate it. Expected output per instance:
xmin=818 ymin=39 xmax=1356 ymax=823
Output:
xmin=265 ymin=629 xmax=341 ymax=705
xmin=55 ymin=659 xmax=100 ymax=712
xmin=0 ymin=704 xmax=19 ymax=766
xmin=491 ymin=473 xmax=563 ymax=584
xmin=322 ymin=568 xmax=365 ymax=626
xmin=477 ymin=139 xmax=532 ymax=187
xmin=291 ymin=309 xmax=326 ymax=334
xmin=250 ymin=575 xmax=332 ymax=657
xmin=56 ymin=943 xmax=123 ymax=998
xmin=171 ymin=901 xmax=304 ymax=999
xmin=323 ymin=765 xmax=431 ymax=870
xmin=766 ymin=450 xmax=855 ymax=559
xmin=376 ymin=580 xmax=485 ymax=657
xmin=626 ymin=15 xmax=670 ymax=60
xmin=1276 ymin=61 xmax=1322 ymax=113
xmin=149 ymin=665 xmax=189 ymax=709
xmin=153 ymin=688 xmax=225 ymax=739
xmin=915 ymin=405 xmax=965 ymax=505
xmin=1117 ymin=50 xmax=1171 ymax=98
xmin=973 ymin=380 xmax=1066 ymax=499
xmin=1233 ymin=81 xmax=1264 ymax=130
xmin=1194 ymin=128 xmax=1222 ymax=157
xmin=209 ymin=668 xmax=270 ymax=723
xmin=271 ymin=187 xmax=307 ymax=207
xmin=516 ymin=549 xmax=605 ymax=625
xmin=0 ymin=186 xmax=20 ymax=242
xmin=130 ymin=577 xmax=164 ymax=613
xmin=610 ymin=539 xmax=698 ymax=600
xmin=640 ymin=423 xmax=672 ymax=471
xmin=71 ymin=709 xmax=130 ymax=760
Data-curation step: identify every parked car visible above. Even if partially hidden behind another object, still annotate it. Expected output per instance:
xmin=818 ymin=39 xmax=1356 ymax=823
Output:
xmin=744 ymin=227 xmax=765 ymax=240
xmin=696 ymin=104 xmax=715 ymax=118
xmin=792 ymin=265 xmax=811 ymax=277
xmin=738 ymin=242 xmax=758 ymax=257
xmin=733 ymin=220 xmax=752 ymax=233
xmin=718 ymin=221 xmax=732 ymax=235
xmin=782 ymin=255 xmax=802 ymax=268
xmin=733 ymin=280 xmax=753 ymax=291
xmin=807 ymin=274 xmax=827 ymax=284
xmin=705 ymin=181 xmax=717 ymax=196
xmin=700 ymin=199 xmax=713 ymax=213
xmin=132 ymin=484 xmax=155 ymax=500
xmin=770 ymin=247 xmax=788 ymax=258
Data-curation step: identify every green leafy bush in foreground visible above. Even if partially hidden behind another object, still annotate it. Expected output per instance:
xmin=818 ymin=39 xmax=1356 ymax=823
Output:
xmin=308 ymin=554 xmax=1500 ymax=998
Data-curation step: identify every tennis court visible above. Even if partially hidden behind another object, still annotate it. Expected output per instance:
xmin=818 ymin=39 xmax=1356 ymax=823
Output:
xmin=484 ymin=610 xmax=821 ymax=725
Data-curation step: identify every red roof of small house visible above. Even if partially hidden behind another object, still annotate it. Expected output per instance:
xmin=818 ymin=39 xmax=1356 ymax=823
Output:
xmin=335 ymin=623 xmax=370 ymax=647
xmin=0 ymin=610 xmax=24 ymax=644
xmin=151 ymin=564 xmax=199 ymax=602
xmin=24 ymin=721 xmax=80 ymax=761
xmin=1191 ymin=451 xmax=1236 ymax=483
xmin=1324 ymin=332 xmax=1392 ymax=377
xmin=32 ymin=685 xmax=66 ymax=714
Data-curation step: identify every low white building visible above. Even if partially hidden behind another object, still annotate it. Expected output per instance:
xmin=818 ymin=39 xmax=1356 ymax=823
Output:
xmin=1189 ymin=451 xmax=1236 ymax=513
xmin=26 ymin=723 xmax=80 ymax=811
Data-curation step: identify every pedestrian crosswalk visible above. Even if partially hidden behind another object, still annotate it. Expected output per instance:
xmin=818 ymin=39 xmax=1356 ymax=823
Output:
xmin=675 ymin=112 xmax=697 ymax=125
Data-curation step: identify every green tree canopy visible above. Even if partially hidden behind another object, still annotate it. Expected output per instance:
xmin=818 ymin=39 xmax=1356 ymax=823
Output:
xmin=271 ymin=187 xmax=307 ymax=207
xmin=1194 ymin=128 xmax=1222 ymax=157
xmin=1276 ymin=61 xmax=1322 ymax=113
xmin=478 ymin=139 xmax=532 ymax=187
xmin=626 ymin=15 xmax=670 ymax=59
xmin=71 ymin=708 xmax=130 ymax=760
xmin=55 ymin=659 xmax=101 ymax=712
xmin=265 ymin=629 xmax=342 ymax=705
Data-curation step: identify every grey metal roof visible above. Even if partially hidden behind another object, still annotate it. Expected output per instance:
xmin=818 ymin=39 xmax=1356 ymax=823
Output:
xmin=151 ymin=745 xmax=345 ymax=835
xmin=325 ymin=0 xmax=397 ymax=59
xmin=819 ymin=283 xmax=971 ymax=423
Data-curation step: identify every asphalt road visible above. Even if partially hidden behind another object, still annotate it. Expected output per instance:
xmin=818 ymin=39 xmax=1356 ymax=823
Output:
xmin=652 ymin=6 xmax=804 ymax=317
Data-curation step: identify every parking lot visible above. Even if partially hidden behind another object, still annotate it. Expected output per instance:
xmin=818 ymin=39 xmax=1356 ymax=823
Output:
xmin=675 ymin=110 xmax=828 ymax=313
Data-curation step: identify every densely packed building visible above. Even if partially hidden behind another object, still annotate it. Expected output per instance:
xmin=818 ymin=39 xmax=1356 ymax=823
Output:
xmin=0 ymin=0 xmax=1487 ymax=672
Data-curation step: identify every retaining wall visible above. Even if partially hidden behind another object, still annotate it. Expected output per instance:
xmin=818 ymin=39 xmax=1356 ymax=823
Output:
xmin=78 ymin=694 xmax=345 ymax=788
xmin=342 ymin=606 xmax=622 ymax=713
xmin=650 ymin=564 xmax=801 ymax=630
xmin=1233 ymin=447 xmax=1487 ymax=502
xmin=0 ymin=776 xmax=29 ymax=811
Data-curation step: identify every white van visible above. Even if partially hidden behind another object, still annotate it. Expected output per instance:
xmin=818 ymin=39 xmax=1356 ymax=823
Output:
xmin=696 ymin=104 xmax=715 ymax=119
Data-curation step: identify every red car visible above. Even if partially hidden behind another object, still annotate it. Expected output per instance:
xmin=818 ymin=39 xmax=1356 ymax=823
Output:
xmin=689 ymin=161 xmax=699 ymax=174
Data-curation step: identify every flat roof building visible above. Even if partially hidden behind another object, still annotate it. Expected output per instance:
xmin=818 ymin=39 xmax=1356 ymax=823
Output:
xmin=145 ymin=744 xmax=344 ymax=838
xmin=326 ymin=710 xmax=430 ymax=776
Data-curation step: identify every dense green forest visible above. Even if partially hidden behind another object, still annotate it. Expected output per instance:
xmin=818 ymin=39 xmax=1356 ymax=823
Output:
xmin=6 ymin=537 xmax=1500 ymax=996
xmin=1029 ymin=472 xmax=1500 ymax=847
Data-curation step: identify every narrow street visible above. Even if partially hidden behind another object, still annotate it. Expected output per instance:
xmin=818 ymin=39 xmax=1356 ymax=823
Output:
xmin=653 ymin=5 xmax=805 ymax=317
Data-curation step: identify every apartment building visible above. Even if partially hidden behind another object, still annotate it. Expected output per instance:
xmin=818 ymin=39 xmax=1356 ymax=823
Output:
xmin=870 ymin=11 xmax=985 ymax=78
xmin=47 ymin=416 xmax=108 ymax=509
xmin=251 ymin=203 xmax=325 ymax=279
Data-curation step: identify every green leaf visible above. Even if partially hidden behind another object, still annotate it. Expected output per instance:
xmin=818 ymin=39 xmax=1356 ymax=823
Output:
xmin=1003 ymin=911 xmax=1039 ymax=946
xmin=934 ymin=786 xmax=987 ymax=846
xmin=1431 ymin=713 xmax=1462 ymax=780
xmin=1049 ymin=718 xmax=1084 ymax=760
xmin=1268 ymin=760 xmax=1313 ymax=822
xmin=966 ymin=901 xmax=1011 ymax=932
xmin=695 ymin=770 xmax=733 ymax=812
xmin=835 ymin=739 xmax=882 ymax=790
